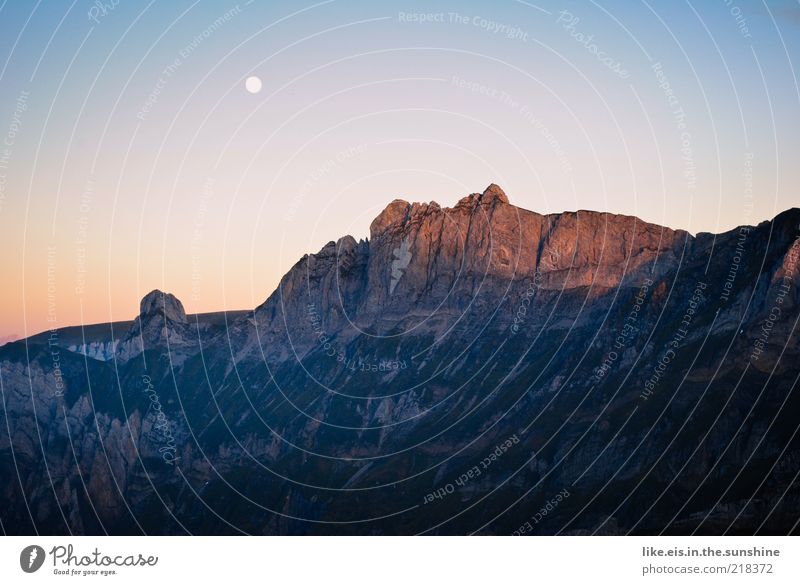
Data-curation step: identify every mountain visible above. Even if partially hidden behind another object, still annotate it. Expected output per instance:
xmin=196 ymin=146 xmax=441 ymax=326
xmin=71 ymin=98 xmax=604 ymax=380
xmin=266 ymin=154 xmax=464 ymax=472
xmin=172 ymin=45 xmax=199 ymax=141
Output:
xmin=1 ymin=184 xmax=798 ymax=535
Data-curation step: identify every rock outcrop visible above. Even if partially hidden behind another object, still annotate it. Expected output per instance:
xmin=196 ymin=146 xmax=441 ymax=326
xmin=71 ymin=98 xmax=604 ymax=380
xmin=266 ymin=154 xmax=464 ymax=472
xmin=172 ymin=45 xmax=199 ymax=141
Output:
xmin=112 ymin=290 xmax=194 ymax=363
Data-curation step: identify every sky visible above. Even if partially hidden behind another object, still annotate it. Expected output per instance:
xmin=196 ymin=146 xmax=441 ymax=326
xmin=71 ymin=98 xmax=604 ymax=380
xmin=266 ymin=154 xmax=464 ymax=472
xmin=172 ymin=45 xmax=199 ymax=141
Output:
xmin=0 ymin=0 xmax=798 ymax=339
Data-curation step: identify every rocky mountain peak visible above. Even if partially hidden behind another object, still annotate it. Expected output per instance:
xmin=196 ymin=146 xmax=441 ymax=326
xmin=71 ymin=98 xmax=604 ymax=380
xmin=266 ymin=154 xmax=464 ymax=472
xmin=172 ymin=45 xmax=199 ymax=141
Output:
xmin=481 ymin=182 xmax=509 ymax=204
xmin=106 ymin=290 xmax=193 ymax=363
xmin=456 ymin=183 xmax=510 ymax=208
xmin=370 ymin=199 xmax=412 ymax=240
xmin=139 ymin=290 xmax=187 ymax=324
xmin=370 ymin=184 xmax=510 ymax=241
xmin=260 ymin=184 xmax=694 ymax=343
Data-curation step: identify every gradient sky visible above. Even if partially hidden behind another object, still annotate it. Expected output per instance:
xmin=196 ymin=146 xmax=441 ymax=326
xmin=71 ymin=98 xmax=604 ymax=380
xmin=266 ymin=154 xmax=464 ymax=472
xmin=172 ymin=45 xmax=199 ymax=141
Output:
xmin=0 ymin=0 xmax=798 ymax=339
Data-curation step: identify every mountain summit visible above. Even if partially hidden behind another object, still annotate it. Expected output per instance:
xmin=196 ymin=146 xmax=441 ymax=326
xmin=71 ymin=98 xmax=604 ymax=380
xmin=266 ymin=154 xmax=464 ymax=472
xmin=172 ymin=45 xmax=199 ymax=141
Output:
xmin=253 ymin=184 xmax=691 ymax=350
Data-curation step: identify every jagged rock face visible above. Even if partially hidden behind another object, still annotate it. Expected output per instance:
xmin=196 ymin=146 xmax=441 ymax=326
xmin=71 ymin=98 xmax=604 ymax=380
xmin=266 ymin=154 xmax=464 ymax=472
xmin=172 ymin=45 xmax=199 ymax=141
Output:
xmin=365 ymin=184 xmax=686 ymax=314
xmin=1 ymin=186 xmax=799 ymax=536
xmin=255 ymin=184 xmax=688 ymax=342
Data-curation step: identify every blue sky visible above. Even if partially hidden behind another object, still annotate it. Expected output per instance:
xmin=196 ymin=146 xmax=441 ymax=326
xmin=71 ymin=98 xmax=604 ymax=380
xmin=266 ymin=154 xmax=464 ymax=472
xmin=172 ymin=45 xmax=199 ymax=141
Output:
xmin=0 ymin=0 xmax=798 ymax=336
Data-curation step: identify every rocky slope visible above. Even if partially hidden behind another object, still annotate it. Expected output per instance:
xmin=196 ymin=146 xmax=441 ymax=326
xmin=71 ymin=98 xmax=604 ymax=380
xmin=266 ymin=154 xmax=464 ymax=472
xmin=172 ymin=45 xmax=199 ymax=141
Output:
xmin=1 ymin=185 xmax=798 ymax=535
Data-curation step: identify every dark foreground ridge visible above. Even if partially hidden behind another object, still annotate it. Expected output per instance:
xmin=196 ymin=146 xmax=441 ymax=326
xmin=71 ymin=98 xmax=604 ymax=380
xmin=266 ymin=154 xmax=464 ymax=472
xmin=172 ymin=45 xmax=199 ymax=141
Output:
xmin=1 ymin=185 xmax=798 ymax=535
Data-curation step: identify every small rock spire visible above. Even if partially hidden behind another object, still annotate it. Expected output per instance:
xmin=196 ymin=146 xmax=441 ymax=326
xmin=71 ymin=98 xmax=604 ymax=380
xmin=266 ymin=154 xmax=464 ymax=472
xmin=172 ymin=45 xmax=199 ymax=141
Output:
xmin=481 ymin=183 xmax=509 ymax=205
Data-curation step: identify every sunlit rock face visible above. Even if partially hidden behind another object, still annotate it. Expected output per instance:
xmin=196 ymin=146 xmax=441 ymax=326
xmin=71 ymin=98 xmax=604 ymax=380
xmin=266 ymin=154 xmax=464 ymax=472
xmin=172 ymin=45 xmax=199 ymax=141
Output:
xmin=1 ymin=185 xmax=798 ymax=535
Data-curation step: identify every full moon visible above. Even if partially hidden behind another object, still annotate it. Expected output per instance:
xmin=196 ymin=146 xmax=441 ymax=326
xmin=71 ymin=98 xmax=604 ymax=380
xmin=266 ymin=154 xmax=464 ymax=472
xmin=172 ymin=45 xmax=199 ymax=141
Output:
xmin=245 ymin=76 xmax=262 ymax=94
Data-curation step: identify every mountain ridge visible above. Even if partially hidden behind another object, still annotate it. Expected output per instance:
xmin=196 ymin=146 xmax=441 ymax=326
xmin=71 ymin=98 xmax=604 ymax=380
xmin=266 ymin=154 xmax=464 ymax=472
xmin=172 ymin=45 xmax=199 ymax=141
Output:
xmin=1 ymin=184 xmax=798 ymax=535
xmin=16 ymin=184 xmax=794 ymax=343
